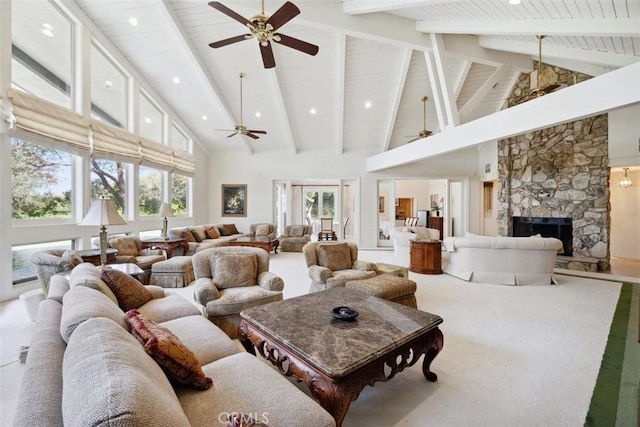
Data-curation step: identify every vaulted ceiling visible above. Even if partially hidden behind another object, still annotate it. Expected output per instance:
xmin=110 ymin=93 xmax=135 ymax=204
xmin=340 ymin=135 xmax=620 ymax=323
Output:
xmin=60 ymin=0 xmax=640 ymax=155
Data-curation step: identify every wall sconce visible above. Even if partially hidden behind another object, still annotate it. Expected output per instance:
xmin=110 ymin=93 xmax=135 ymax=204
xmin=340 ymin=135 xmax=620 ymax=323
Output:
xmin=619 ymin=167 xmax=633 ymax=188
xmin=159 ymin=203 xmax=174 ymax=240
xmin=79 ymin=199 xmax=127 ymax=265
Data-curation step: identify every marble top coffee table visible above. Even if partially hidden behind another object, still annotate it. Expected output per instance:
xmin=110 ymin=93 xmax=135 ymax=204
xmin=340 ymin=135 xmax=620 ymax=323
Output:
xmin=239 ymin=287 xmax=443 ymax=426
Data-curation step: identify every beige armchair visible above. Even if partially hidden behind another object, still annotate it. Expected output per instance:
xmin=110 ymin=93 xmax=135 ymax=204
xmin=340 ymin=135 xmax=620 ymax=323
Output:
xmin=30 ymin=249 xmax=82 ymax=297
xmin=192 ymin=247 xmax=284 ymax=338
xmin=107 ymin=236 xmax=165 ymax=284
xmin=302 ymin=241 xmax=377 ymax=293
xmin=246 ymin=223 xmax=277 ymax=241
xmin=278 ymin=225 xmax=313 ymax=252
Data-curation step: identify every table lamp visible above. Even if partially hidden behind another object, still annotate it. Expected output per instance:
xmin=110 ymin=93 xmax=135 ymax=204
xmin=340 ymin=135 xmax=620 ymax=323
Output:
xmin=79 ymin=199 xmax=127 ymax=265
xmin=159 ymin=203 xmax=174 ymax=240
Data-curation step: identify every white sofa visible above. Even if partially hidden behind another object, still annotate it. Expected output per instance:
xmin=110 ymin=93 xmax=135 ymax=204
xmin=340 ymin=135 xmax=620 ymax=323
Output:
xmin=443 ymin=235 xmax=563 ymax=285
xmin=389 ymin=226 xmax=441 ymax=266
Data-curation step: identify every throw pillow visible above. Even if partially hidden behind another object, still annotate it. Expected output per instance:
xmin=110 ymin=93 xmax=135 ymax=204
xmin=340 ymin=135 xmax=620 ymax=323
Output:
xmin=213 ymin=253 xmax=257 ymax=288
xmin=217 ymin=226 xmax=232 ymax=236
xmin=183 ymin=229 xmax=196 ymax=242
xmin=255 ymin=224 xmax=271 ymax=237
xmin=61 ymin=250 xmax=83 ymax=269
xmin=205 ymin=227 xmax=219 ymax=239
xmin=317 ymin=243 xmax=352 ymax=271
xmin=223 ymin=223 xmax=240 ymax=234
xmin=289 ymin=225 xmax=305 ymax=237
xmin=101 ymin=269 xmax=153 ymax=311
xmin=126 ymin=310 xmax=212 ymax=390
xmin=190 ymin=229 xmax=203 ymax=243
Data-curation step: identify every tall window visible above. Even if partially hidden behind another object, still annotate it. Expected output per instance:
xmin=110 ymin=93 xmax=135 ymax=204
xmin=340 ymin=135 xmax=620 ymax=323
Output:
xmin=90 ymin=159 xmax=126 ymax=214
xmin=139 ymin=92 xmax=164 ymax=143
xmin=13 ymin=240 xmax=74 ymax=285
xmin=139 ymin=166 xmax=162 ymax=216
xmin=11 ymin=0 xmax=73 ymax=108
xmin=171 ymin=174 xmax=189 ymax=216
xmin=11 ymin=138 xmax=73 ymax=220
xmin=91 ymin=44 xmax=127 ymax=128
xmin=171 ymin=123 xmax=190 ymax=153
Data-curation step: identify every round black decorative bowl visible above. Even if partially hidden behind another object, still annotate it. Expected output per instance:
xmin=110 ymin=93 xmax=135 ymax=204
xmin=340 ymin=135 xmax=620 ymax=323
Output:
xmin=331 ymin=306 xmax=359 ymax=321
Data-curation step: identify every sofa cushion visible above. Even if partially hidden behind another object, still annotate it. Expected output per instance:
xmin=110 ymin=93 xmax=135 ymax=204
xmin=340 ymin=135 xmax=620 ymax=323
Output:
xmin=217 ymin=226 xmax=232 ymax=236
xmin=101 ymin=269 xmax=154 ymax=311
xmin=126 ymin=310 xmax=213 ymax=390
xmin=63 ymin=317 xmax=190 ymax=427
xmin=136 ymin=294 xmax=201 ymax=323
xmin=191 ymin=229 xmax=204 ymax=243
xmin=289 ymin=225 xmax=306 ymax=237
xmin=213 ymin=253 xmax=257 ymax=288
xmin=255 ymin=224 xmax=271 ymax=237
xmin=224 ymin=223 xmax=240 ymax=234
xmin=227 ymin=413 xmax=267 ymax=426
xmin=60 ymin=285 xmax=127 ymax=343
xmin=205 ymin=227 xmax=219 ymax=239
xmin=317 ymin=243 xmax=352 ymax=271
xmin=69 ymin=263 xmax=118 ymax=304
xmin=183 ymin=229 xmax=196 ymax=242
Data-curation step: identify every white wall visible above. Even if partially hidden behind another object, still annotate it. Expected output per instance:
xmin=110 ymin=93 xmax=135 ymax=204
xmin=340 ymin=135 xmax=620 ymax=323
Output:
xmin=610 ymin=168 xmax=640 ymax=259
xmin=478 ymin=141 xmax=499 ymax=181
xmin=609 ymin=105 xmax=640 ymax=167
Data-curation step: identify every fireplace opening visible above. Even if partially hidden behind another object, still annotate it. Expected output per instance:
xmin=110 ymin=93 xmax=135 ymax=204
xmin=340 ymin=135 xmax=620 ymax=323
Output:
xmin=511 ymin=216 xmax=573 ymax=256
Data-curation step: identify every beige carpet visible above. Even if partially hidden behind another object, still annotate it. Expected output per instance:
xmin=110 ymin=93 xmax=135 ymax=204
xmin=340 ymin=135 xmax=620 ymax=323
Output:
xmin=251 ymin=250 xmax=622 ymax=427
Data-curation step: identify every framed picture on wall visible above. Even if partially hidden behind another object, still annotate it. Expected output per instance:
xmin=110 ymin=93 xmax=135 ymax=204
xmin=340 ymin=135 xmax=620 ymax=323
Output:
xmin=221 ymin=184 xmax=247 ymax=217
xmin=379 ymin=196 xmax=384 ymax=213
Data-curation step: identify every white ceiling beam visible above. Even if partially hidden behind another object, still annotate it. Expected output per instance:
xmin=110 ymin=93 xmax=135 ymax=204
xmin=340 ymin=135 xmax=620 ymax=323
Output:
xmin=344 ymin=0 xmax=459 ymax=15
xmin=229 ymin=1 xmax=434 ymax=51
xmin=453 ymin=60 xmax=471 ymax=100
xmin=269 ymin=69 xmax=297 ymax=156
xmin=443 ymin=35 xmax=531 ymax=71
xmin=416 ymin=18 xmax=640 ymax=37
xmin=337 ymin=34 xmax=346 ymax=155
xmin=495 ymin=70 xmax=522 ymax=113
xmin=382 ymin=48 xmax=412 ymax=152
xmin=366 ymin=61 xmax=640 ymax=172
xmin=531 ymin=57 xmax=614 ymax=78
xmin=459 ymin=65 xmax=505 ymax=123
xmin=430 ymin=33 xmax=459 ymax=128
xmin=424 ymin=51 xmax=446 ymax=132
xmin=479 ymin=36 xmax=638 ymax=68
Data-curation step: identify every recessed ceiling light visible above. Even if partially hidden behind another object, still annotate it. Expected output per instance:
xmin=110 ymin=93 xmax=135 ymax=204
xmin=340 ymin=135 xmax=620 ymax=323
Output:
xmin=309 ymin=108 xmax=317 ymax=115
xmin=255 ymin=112 xmax=261 ymax=118
xmin=364 ymin=101 xmax=372 ymax=109
xmin=42 ymin=23 xmax=53 ymax=31
xmin=509 ymin=0 xmax=521 ymax=4
xmin=201 ymin=115 xmax=208 ymax=121
xmin=143 ymin=117 xmax=152 ymax=124
xmin=41 ymin=28 xmax=54 ymax=38
xmin=172 ymin=77 xmax=181 ymax=84
xmin=128 ymin=17 xmax=139 ymax=26
xmin=104 ymin=80 xmax=113 ymax=90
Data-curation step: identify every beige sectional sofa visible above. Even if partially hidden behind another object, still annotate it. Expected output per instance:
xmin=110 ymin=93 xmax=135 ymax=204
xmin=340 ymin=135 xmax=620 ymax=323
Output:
xmin=168 ymin=223 xmax=242 ymax=255
xmin=14 ymin=263 xmax=335 ymax=427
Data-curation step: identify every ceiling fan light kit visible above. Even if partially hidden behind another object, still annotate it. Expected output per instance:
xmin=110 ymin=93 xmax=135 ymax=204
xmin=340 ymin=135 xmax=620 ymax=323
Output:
xmin=208 ymin=1 xmax=319 ymax=69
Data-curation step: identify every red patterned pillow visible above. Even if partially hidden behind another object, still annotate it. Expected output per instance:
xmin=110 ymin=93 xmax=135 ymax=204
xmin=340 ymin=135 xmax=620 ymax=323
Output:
xmin=126 ymin=310 xmax=212 ymax=390
xmin=101 ymin=269 xmax=153 ymax=311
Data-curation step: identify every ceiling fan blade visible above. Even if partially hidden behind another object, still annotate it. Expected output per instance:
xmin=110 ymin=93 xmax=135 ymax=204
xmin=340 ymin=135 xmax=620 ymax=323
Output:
xmin=245 ymin=132 xmax=260 ymax=140
xmin=274 ymin=33 xmax=319 ymax=56
xmin=226 ymin=131 xmax=239 ymax=138
xmin=265 ymin=1 xmax=300 ymax=32
xmin=247 ymin=130 xmax=267 ymax=134
xmin=406 ymin=137 xmax=421 ymax=143
xmin=208 ymin=2 xmax=250 ymax=26
xmin=209 ymin=34 xmax=252 ymax=49
xmin=259 ymin=42 xmax=276 ymax=69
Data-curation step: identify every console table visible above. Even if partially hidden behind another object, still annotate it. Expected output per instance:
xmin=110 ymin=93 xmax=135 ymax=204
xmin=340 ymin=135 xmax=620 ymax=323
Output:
xmin=410 ymin=239 xmax=442 ymax=274
xmin=141 ymin=238 xmax=188 ymax=258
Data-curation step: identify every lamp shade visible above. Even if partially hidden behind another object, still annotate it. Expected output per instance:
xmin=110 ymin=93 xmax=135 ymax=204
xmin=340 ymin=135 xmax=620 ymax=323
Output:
xmin=79 ymin=199 xmax=127 ymax=226
xmin=159 ymin=203 xmax=174 ymax=218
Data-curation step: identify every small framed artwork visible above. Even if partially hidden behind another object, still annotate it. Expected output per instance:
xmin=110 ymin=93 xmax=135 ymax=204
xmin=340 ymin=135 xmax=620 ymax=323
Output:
xmin=221 ymin=184 xmax=247 ymax=217
xmin=379 ymin=196 xmax=384 ymax=213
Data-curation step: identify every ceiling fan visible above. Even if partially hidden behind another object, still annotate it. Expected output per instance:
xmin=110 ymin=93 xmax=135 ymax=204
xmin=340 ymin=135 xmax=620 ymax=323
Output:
xmin=208 ymin=0 xmax=319 ymax=69
xmin=405 ymin=96 xmax=433 ymax=143
xmin=215 ymin=73 xmax=266 ymax=140
xmin=527 ymin=35 xmax=564 ymax=100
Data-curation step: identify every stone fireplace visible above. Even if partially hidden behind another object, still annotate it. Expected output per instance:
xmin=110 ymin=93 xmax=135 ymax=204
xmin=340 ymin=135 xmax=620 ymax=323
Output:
xmin=512 ymin=216 xmax=573 ymax=256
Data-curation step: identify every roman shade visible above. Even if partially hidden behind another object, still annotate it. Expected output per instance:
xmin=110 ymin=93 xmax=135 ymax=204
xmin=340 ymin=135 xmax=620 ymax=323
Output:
xmin=90 ymin=120 xmax=141 ymax=163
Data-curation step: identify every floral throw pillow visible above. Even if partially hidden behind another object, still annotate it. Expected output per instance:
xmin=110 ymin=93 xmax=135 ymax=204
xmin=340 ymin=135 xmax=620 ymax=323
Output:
xmin=126 ymin=310 xmax=212 ymax=390
xmin=101 ymin=269 xmax=153 ymax=311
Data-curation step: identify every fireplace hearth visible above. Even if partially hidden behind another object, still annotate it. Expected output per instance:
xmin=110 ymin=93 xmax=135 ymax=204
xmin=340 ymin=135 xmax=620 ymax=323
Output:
xmin=512 ymin=216 xmax=573 ymax=256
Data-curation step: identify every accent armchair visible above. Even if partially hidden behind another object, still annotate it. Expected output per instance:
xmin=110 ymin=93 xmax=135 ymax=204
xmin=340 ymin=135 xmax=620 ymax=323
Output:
xmin=246 ymin=223 xmax=277 ymax=241
xmin=278 ymin=225 xmax=313 ymax=252
xmin=192 ymin=246 xmax=284 ymax=338
xmin=30 ymin=249 xmax=82 ymax=297
xmin=107 ymin=236 xmax=165 ymax=284
xmin=302 ymin=241 xmax=377 ymax=293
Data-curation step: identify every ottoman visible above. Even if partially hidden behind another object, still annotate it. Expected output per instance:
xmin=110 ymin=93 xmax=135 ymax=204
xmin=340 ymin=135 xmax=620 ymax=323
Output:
xmin=149 ymin=256 xmax=194 ymax=288
xmin=345 ymin=274 xmax=417 ymax=308
xmin=375 ymin=262 xmax=408 ymax=278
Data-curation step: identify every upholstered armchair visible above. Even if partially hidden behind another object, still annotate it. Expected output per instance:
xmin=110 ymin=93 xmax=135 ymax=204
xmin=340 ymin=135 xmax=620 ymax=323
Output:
xmin=192 ymin=246 xmax=284 ymax=338
xmin=107 ymin=236 xmax=165 ymax=284
xmin=278 ymin=225 xmax=313 ymax=252
xmin=302 ymin=241 xmax=377 ymax=293
xmin=30 ymin=249 xmax=82 ymax=297
xmin=246 ymin=223 xmax=277 ymax=241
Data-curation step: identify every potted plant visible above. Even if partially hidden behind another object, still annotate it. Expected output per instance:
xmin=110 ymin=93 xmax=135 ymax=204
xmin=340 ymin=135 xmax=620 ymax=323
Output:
xmin=431 ymin=200 xmax=442 ymax=216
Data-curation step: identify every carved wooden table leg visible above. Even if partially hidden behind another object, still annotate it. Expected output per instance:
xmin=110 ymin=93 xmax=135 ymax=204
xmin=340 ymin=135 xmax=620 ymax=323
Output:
xmin=422 ymin=328 xmax=444 ymax=382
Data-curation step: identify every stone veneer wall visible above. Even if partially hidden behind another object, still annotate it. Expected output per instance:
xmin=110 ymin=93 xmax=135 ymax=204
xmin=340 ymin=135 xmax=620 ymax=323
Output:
xmin=497 ymin=64 xmax=610 ymax=271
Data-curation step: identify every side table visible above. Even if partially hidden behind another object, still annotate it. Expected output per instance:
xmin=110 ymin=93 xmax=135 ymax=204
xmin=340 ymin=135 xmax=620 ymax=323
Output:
xmin=77 ymin=248 xmax=118 ymax=266
xmin=410 ymin=239 xmax=442 ymax=274
xmin=141 ymin=238 xmax=188 ymax=258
